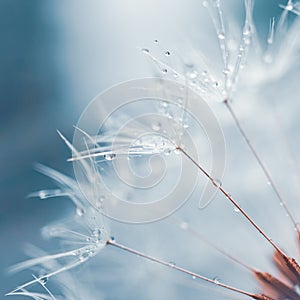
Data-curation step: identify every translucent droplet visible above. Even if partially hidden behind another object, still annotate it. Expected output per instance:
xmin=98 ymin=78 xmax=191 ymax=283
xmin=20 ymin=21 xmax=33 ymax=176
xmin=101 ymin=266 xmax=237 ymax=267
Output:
xmin=218 ymin=32 xmax=225 ymax=40
xmin=141 ymin=48 xmax=149 ymax=54
xmin=213 ymin=277 xmax=220 ymax=284
xmin=183 ymin=122 xmax=189 ymax=129
xmin=152 ymin=122 xmax=161 ymax=131
xmin=40 ymin=276 xmax=48 ymax=285
xmin=110 ymin=236 xmax=116 ymax=242
xmin=164 ymin=148 xmax=171 ymax=156
xmin=243 ymin=27 xmax=251 ymax=36
xmin=79 ymin=252 xmax=89 ymax=262
xmin=286 ymin=3 xmax=293 ymax=10
xmin=223 ymin=68 xmax=230 ymax=75
xmin=162 ymin=68 xmax=168 ymax=74
xmin=214 ymin=179 xmax=222 ymax=188
xmin=192 ymin=275 xmax=196 ymax=279
xmin=104 ymin=153 xmax=116 ymax=161
xmin=234 ymin=207 xmax=240 ymax=213
xmin=154 ymin=39 xmax=159 ymax=43
xmin=92 ymin=228 xmax=101 ymax=237
xmin=165 ymin=51 xmax=171 ymax=56
xmin=76 ymin=207 xmax=84 ymax=216
xmin=169 ymin=261 xmax=176 ymax=267
xmin=188 ymin=70 xmax=198 ymax=79
xmin=174 ymin=148 xmax=181 ymax=155
xmin=38 ymin=191 xmax=47 ymax=199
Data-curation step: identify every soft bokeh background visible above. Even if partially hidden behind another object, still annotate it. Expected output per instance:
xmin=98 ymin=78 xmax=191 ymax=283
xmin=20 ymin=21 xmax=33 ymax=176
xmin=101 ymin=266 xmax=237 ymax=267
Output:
xmin=0 ymin=0 xmax=293 ymax=299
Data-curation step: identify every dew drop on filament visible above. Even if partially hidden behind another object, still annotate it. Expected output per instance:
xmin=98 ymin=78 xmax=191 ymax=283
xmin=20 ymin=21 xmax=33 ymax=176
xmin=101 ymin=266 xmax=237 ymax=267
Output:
xmin=40 ymin=276 xmax=48 ymax=285
xmin=76 ymin=207 xmax=84 ymax=216
xmin=234 ymin=206 xmax=240 ymax=213
xmin=141 ymin=48 xmax=150 ymax=54
xmin=104 ymin=153 xmax=116 ymax=161
xmin=213 ymin=277 xmax=220 ymax=284
xmin=218 ymin=32 xmax=225 ymax=40
xmin=152 ymin=122 xmax=161 ymax=131
xmin=169 ymin=261 xmax=176 ymax=267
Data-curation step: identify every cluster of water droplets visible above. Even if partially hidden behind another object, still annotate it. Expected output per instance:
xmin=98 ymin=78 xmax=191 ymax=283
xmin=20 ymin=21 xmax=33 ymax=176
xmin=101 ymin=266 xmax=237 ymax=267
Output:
xmin=131 ymin=135 xmax=177 ymax=157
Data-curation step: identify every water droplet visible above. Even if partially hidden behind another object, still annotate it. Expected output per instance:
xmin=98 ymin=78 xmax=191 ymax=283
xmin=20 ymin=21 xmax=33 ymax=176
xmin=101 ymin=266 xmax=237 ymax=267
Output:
xmin=218 ymin=32 xmax=225 ymax=40
xmin=202 ymin=0 xmax=208 ymax=7
xmin=154 ymin=39 xmax=159 ymax=43
xmin=223 ymin=68 xmax=230 ymax=75
xmin=213 ymin=277 xmax=220 ymax=284
xmin=214 ymin=179 xmax=222 ymax=188
xmin=38 ymin=191 xmax=47 ymax=199
xmin=183 ymin=122 xmax=189 ymax=129
xmin=192 ymin=275 xmax=196 ymax=279
xmin=76 ymin=207 xmax=84 ymax=216
xmin=40 ymin=276 xmax=48 ymax=285
xmin=96 ymin=195 xmax=105 ymax=209
xmin=234 ymin=207 xmax=240 ymax=213
xmin=141 ymin=48 xmax=149 ymax=54
xmin=169 ymin=261 xmax=176 ymax=267
xmin=104 ymin=153 xmax=116 ymax=161
xmin=187 ymin=70 xmax=198 ymax=79
xmin=79 ymin=252 xmax=89 ymax=262
xmin=162 ymin=101 xmax=168 ymax=108
xmin=164 ymin=148 xmax=172 ymax=156
xmin=165 ymin=51 xmax=171 ymax=56
xmin=286 ymin=3 xmax=293 ymax=10
xmin=243 ymin=28 xmax=251 ymax=36
xmin=92 ymin=228 xmax=101 ymax=237
xmin=152 ymin=122 xmax=161 ymax=131
xmin=110 ymin=236 xmax=116 ymax=242
xmin=174 ymin=148 xmax=181 ymax=155
xmin=162 ymin=68 xmax=168 ymax=74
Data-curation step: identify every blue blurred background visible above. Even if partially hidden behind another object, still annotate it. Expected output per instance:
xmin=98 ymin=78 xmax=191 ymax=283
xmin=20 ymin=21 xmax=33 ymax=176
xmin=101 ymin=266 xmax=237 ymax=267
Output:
xmin=0 ymin=0 xmax=283 ymax=297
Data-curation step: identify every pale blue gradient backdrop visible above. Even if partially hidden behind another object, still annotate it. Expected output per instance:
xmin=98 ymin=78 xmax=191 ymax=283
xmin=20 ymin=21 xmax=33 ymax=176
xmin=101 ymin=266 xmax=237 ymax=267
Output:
xmin=0 ymin=0 xmax=283 ymax=298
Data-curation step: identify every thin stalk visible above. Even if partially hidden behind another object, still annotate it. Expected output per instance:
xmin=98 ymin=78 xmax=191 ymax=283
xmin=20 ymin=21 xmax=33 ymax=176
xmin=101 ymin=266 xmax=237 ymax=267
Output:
xmin=172 ymin=217 xmax=254 ymax=272
xmin=224 ymin=100 xmax=299 ymax=234
xmin=107 ymin=240 xmax=272 ymax=300
xmin=177 ymin=146 xmax=285 ymax=256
